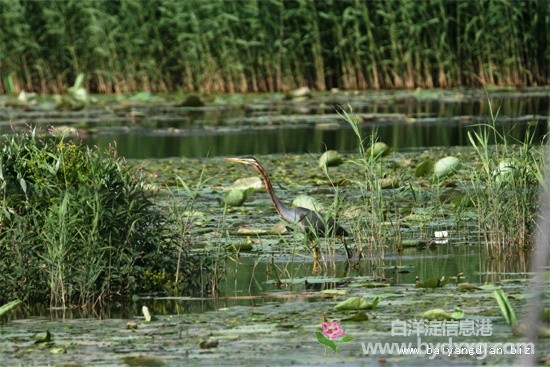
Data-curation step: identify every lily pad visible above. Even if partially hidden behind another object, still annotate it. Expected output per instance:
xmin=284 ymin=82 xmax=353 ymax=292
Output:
xmin=231 ymin=176 xmax=263 ymax=191
xmin=335 ymin=296 xmax=380 ymax=311
xmin=403 ymin=213 xmax=432 ymax=222
xmin=370 ymin=142 xmax=390 ymax=157
xmin=222 ymin=188 xmax=249 ymax=207
xmin=34 ymin=330 xmax=52 ymax=344
xmin=49 ymin=347 xmax=66 ymax=354
xmin=320 ymin=289 xmax=348 ymax=296
xmin=415 ymin=276 xmax=449 ymax=288
xmin=319 ymin=150 xmax=343 ymax=167
xmin=341 ymin=312 xmax=369 ymax=322
xmin=292 ymin=195 xmax=323 ymax=212
xmin=285 ymin=86 xmax=311 ymax=99
xmin=434 ymin=156 xmax=460 ymax=179
xmin=141 ymin=306 xmax=156 ymax=322
xmin=122 ymin=355 xmax=166 ymax=366
xmin=415 ymin=159 xmax=434 ymax=177
xmin=422 ymin=308 xmax=463 ymax=321
xmin=457 ymin=283 xmax=481 ymax=291
xmin=348 ymin=282 xmax=389 ymax=288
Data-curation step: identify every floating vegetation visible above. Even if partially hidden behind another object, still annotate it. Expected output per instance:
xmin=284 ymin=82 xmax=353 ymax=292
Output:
xmin=221 ymin=188 xmax=249 ymax=207
xmin=369 ymin=142 xmax=390 ymax=158
xmin=422 ymin=307 xmax=464 ymax=321
xmin=335 ymin=296 xmax=380 ymax=311
xmin=433 ymin=156 xmax=460 ymax=179
xmin=0 ymin=94 xmax=546 ymax=366
xmin=318 ymin=150 xmax=343 ymax=168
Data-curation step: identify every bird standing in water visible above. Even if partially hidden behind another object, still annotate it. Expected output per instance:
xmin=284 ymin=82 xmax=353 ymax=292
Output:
xmin=224 ymin=156 xmax=352 ymax=259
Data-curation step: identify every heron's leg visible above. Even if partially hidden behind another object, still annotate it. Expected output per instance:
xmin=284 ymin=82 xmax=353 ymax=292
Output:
xmin=349 ymin=240 xmax=364 ymax=269
xmin=311 ymin=257 xmax=320 ymax=274
xmin=313 ymin=246 xmax=320 ymax=262
xmin=311 ymin=245 xmax=321 ymax=274
xmin=343 ymin=237 xmax=352 ymax=260
xmin=303 ymin=231 xmax=321 ymax=260
xmin=304 ymin=234 xmax=321 ymax=274
xmin=356 ymin=242 xmax=365 ymax=261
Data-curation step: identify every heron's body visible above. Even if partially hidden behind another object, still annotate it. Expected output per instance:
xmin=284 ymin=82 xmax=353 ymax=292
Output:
xmin=225 ymin=156 xmax=351 ymax=258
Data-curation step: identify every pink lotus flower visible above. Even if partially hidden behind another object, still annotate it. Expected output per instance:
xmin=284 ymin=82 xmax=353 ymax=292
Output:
xmin=321 ymin=321 xmax=347 ymax=340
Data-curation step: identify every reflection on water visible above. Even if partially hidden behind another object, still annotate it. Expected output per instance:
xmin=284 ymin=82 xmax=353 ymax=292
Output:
xmin=86 ymin=92 xmax=548 ymax=159
xmin=129 ymin=244 xmax=530 ymax=316
xmin=15 ymin=244 xmax=531 ymax=319
xmin=88 ymin=118 xmax=547 ymax=158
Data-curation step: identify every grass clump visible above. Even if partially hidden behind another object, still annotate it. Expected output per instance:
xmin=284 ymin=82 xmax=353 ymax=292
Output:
xmin=340 ymin=107 xmax=400 ymax=257
xmin=465 ymin=104 xmax=544 ymax=258
xmin=0 ymin=130 xmax=197 ymax=307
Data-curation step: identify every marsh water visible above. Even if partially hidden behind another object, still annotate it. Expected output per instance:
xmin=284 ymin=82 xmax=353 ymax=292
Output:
xmin=1 ymin=89 xmax=548 ymax=159
xmin=1 ymin=88 xmax=547 ymax=308
xmin=1 ymin=89 xmax=548 ymax=366
xmin=85 ymin=90 xmax=548 ymax=158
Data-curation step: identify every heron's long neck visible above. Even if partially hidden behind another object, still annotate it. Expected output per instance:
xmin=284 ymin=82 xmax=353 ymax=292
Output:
xmin=254 ymin=164 xmax=286 ymax=217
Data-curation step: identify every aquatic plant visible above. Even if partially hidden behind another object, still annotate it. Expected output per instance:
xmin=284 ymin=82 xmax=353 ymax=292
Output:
xmin=341 ymin=107 xmax=399 ymax=256
xmin=465 ymin=102 xmax=544 ymax=257
xmin=164 ymin=172 xmax=216 ymax=296
xmin=493 ymin=289 xmax=516 ymax=326
xmin=315 ymin=321 xmax=354 ymax=353
xmin=0 ymin=130 xmax=200 ymax=306
xmin=0 ymin=0 xmax=546 ymax=94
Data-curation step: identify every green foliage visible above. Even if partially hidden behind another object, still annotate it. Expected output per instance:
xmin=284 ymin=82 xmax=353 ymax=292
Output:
xmin=0 ymin=0 xmax=547 ymax=93
xmin=493 ymin=289 xmax=516 ymax=325
xmin=464 ymin=103 xmax=543 ymax=255
xmin=0 ymin=300 xmax=22 ymax=317
xmin=422 ymin=307 xmax=464 ymax=321
xmin=342 ymin=106 xmax=397 ymax=253
xmin=0 ymin=131 xmax=199 ymax=306
xmin=335 ymin=296 xmax=380 ymax=311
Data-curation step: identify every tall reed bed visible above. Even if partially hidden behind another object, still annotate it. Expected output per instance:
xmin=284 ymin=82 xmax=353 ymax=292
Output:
xmin=0 ymin=131 xmax=204 ymax=306
xmin=0 ymin=0 xmax=547 ymax=94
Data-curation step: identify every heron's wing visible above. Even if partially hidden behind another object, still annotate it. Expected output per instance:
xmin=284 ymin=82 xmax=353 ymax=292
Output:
xmin=296 ymin=207 xmax=349 ymax=237
xmin=294 ymin=207 xmax=327 ymax=234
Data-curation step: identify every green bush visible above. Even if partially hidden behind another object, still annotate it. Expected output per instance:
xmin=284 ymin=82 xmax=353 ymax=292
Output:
xmin=0 ymin=131 xmax=197 ymax=306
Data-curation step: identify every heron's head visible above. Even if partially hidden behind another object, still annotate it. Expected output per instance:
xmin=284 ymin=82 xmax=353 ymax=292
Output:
xmin=224 ymin=156 xmax=260 ymax=168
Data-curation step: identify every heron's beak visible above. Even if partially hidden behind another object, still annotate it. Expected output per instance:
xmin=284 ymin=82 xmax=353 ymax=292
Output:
xmin=224 ymin=157 xmax=248 ymax=164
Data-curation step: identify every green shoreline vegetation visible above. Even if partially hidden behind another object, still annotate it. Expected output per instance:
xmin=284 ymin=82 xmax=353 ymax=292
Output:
xmin=0 ymin=110 xmax=543 ymax=305
xmin=0 ymin=131 xmax=207 ymax=306
xmin=0 ymin=0 xmax=548 ymax=94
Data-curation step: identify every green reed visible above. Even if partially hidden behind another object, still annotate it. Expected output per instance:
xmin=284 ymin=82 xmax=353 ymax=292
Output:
xmin=340 ymin=107 xmax=399 ymax=257
xmin=164 ymin=170 xmax=215 ymax=297
xmin=0 ymin=131 xmax=204 ymax=306
xmin=465 ymin=100 xmax=544 ymax=258
xmin=0 ymin=0 xmax=546 ymax=94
